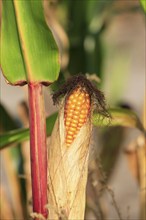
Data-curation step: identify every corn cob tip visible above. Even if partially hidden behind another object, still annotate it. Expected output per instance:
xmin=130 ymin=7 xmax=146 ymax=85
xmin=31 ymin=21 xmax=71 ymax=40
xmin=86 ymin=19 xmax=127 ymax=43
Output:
xmin=64 ymin=86 xmax=91 ymax=146
xmin=52 ymin=74 xmax=110 ymax=147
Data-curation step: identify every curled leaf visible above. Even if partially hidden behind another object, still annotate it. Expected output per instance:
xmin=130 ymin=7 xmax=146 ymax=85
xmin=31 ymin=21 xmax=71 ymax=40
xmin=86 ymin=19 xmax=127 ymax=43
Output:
xmin=92 ymin=108 xmax=145 ymax=133
xmin=140 ymin=0 xmax=146 ymax=13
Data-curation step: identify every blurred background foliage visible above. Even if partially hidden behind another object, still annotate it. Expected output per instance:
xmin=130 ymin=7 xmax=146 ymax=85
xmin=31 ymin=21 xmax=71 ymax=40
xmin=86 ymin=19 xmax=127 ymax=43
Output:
xmin=0 ymin=0 xmax=145 ymax=219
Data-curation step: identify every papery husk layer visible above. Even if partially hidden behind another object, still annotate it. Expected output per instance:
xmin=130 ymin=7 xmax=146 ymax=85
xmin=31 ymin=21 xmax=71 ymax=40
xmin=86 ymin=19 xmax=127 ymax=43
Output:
xmin=47 ymin=102 xmax=92 ymax=220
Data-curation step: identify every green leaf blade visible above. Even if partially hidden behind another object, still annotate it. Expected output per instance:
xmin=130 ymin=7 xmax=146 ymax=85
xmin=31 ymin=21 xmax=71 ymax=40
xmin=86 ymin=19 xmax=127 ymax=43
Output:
xmin=140 ymin=0 xmax=146 ymax=13
xmin=13 ymin=0 xmax=60 ymax=83
xmin=1 ymin=0 xmax=60 ymax=85
xmin=1 ymin=0 xmax=27 ymax=85
xmin=92 ymin=108 xmax=145 ymax=132
xmin=0 ymin=112 xmax=57 ymax=150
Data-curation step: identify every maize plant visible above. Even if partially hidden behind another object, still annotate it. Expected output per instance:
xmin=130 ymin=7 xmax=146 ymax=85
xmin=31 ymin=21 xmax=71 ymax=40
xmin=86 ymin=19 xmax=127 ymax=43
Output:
xmin=1 ymin=1 xmax=145 ymax=219
xmin=1 ymin=0 xmax=60 ymax=218
xmin=47 ymin=75 xmax=109 ymax=219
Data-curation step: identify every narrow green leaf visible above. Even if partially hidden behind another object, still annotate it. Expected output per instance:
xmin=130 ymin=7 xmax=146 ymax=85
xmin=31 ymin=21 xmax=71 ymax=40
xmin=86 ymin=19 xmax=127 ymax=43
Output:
xmin=0 ymin=104 xmax=18 ymax=131
xmin=0 ymin=104 xmax=22 ymax=160
xmin=92 ymin=108 xmax=145 ymax=132
xmin=1 ymin=0 xmax=60 ymax=84
xmin=1 ymin=109 xmax=144 ymax=150
xmin=140 ymin=0 xmax=146 ymax=13
xmin=0 ymin=113 xmax=57 ymax=150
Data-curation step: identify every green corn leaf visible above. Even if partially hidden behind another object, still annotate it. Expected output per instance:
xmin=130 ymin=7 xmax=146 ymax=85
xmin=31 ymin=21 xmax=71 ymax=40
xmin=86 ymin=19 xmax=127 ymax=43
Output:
xmin=0 ymin=104 xmax=18 ymax=131
xmin=1 ymin=0 xmax=26 ymax=85
xmin=1 ymin=0 xmax=60 ymax=85
xmin=0 ymin=109 xmax=144 ymax=150
xmin=0 ymin=113 xmax=57 ymax=150
xmin=140 ymin=0 xmax=146 ymax=13
xmin=0 ymin=104 xmax=22 ymax=161
xmin=92 ymin=108 xmax=145 ymax=133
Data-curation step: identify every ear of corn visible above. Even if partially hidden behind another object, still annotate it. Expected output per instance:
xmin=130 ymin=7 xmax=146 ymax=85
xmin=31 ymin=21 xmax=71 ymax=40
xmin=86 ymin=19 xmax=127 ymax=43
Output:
xmin=48 ymin=75 xmax=108 ymax=219
xmin=47 ymin=95 xmax=92 ymax=219
xmin=64 ymin=87 xmax=91 ymax=147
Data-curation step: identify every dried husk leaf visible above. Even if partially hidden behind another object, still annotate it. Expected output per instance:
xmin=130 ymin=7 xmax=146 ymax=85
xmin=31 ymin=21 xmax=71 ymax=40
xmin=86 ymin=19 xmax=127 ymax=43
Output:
xmin=125 ymin=134 xmax=146 ymax=219
xmin=47 ymin=100 xmax=92 ymax=220
xmin=0 ymin=185 xmax=14 ymax=219
xmin=137 ymin=136 xmax=146 ymax=220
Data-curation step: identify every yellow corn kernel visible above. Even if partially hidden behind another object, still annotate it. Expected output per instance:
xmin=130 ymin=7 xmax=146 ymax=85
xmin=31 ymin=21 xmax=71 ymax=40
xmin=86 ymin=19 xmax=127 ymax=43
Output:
xmin=66 ymin=117 xmax=72 ymax=121
xmin=79 ymin=118 xmax=85 ymax=123
xmin=69 ymin=94 xmax=75 ymax=100
xmin=67 ymin=112 xmax=73 ymax=118
xmin=70 ymin=123 xmax=77 ymax=128
xmin=68 ymin=131 xmax=74 ymax=136
xmin=72 ymin=99 xmax=77 ymax=103
xmin=66 ymin=140 xmax=73 ymax=147
xmin=81 ymin=109 xmax=88 ymax=114
xmin=73 ymin=115 xmax=79 ymax=120
xmin=71 ymin=119 xmax=78 ymax=124
xmin=79 ymin=115 xmax=86 ymax=119
xmin=65 ymin=121 xmax=70 ymax=126
xmin=64 ymin=87 xmax=90 ymax=147
xmin=76 ymin=101 xmax=83 ymax=106
xmin=67 ymin=135 xmax=73 ymax=140
xmin=69 ymin=127 xmax=76 ymax=132
xmin=74 ymin=110 xmax=80 ymax=116
xmin=66 ymin=140 xmax=72 ymax=145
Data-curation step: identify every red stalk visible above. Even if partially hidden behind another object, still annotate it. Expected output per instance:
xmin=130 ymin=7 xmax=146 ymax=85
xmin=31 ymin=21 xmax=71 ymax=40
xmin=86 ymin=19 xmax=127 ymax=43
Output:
xmin=28 ymin=83 xmax=48 ymax=219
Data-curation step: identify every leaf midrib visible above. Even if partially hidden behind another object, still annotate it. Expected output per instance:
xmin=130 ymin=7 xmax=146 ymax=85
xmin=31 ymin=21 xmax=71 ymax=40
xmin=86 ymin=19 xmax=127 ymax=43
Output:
xmin=13 ymin=0 xmax=32 ymax=82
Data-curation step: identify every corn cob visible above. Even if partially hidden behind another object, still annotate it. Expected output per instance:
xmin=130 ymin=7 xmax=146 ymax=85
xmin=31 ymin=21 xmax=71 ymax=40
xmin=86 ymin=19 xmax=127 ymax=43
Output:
xmin=64 ymin=87 xmax=91 ymax=147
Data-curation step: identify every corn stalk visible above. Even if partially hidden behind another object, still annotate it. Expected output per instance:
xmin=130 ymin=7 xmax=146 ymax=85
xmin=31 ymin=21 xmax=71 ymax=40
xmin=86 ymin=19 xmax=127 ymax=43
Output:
xmin=28 ymin=83 xmax=48 ymax=218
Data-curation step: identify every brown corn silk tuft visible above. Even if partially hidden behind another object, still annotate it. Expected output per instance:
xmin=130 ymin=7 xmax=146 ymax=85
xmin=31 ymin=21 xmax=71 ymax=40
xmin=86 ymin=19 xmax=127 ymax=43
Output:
xmin=64 ymin=86 xmax=91 ymax=147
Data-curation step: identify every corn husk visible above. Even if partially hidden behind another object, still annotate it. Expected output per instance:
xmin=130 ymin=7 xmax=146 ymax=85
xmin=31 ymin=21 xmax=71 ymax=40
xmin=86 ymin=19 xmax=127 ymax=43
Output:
xmin=137 ymin=136 xmax=146 ymax=220
xmin=125 ymin=134 xmax=146 ymax=220
xmin=0 ymin=185 xmax=14 ymax=219
xmin=0 ymin=149 xmax=24 ymax=219
xmin=47 ymin=102 xmax=92 ymax=219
